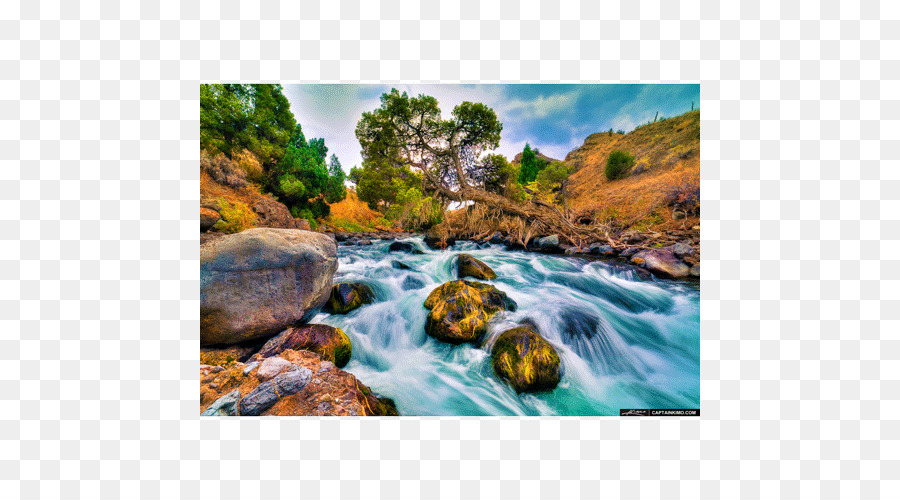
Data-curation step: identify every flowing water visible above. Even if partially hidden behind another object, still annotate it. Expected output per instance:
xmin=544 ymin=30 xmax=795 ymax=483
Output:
xmin=310 ymin=237 xmax=700 ymax=416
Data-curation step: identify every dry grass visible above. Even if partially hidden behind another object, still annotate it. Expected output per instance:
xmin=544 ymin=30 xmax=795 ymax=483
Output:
xmin=326 ymin=189 xmax=385 ymax=231
xmin=564 ymin=109 xmax=700 ymax=231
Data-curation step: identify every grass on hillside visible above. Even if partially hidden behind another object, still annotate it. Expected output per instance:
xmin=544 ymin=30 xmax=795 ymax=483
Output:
xmin=564 ymin=109 xmax=700 ymax=231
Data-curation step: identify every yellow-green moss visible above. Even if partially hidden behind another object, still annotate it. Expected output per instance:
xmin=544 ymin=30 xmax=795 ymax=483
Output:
xmin=491 ymin=326 xmax=561 ymax=393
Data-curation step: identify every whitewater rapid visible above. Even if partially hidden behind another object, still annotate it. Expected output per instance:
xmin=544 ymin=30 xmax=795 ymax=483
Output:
xmin=309 ymin=237 xmax=700 ymax=416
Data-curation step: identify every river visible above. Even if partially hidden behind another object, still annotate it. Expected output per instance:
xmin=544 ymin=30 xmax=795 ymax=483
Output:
xmin=309 ymin=237 xmax=700 ymax=416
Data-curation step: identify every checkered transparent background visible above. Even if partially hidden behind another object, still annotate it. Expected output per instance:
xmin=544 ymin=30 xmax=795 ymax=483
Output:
xmin=2 ymin=0 xmax=897 ymax=498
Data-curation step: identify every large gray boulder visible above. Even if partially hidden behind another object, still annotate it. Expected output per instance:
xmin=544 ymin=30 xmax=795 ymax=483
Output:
xmin=201 ymin=228 xmax=338 ymax=346
xmin=631 ymin=249 xmax=690 ymax=278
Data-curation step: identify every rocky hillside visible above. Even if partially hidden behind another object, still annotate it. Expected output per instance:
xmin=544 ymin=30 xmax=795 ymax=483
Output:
xmin=200 ymin=152 xmax=310 ymax=233
xmin=563 ymin=109 xmax=699 ymax=229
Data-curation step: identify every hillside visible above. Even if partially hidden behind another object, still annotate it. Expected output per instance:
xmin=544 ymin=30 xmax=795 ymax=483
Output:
xmin=563 ymin=109 xmax=699 ymax=230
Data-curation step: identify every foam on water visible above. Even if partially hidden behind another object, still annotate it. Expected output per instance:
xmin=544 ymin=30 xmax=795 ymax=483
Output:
xmin=311 ymin=237 xmax=700 ymax=416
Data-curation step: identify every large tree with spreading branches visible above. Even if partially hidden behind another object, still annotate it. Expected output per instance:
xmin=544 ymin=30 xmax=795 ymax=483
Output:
xmin=355 ymin=89 xmax=589 ymax=240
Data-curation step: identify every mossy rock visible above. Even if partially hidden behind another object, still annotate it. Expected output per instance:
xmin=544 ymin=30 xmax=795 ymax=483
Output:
xmin=324 ymin=282 xmax=375 ymax=314
xmin=256 ymin=324 xmax=353 ymax=368
xmin=491 ymin=326 xmax=561 ymax=393
xmin=423 ymin=280 xmax=516 ymax=345
xmin=457 ymin=253 xmax=496 ymax=280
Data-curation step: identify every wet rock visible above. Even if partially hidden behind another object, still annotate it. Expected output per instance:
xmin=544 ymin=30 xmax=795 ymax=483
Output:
xmin=423 ymin=280 xmax=517 ymax=345
xmin=670 ymin=242 xmax=694 ymax=258
xmin=256 ymin=356 xmax=296 ymax=381
xmin=200 ymin=207 xmax=220 ymax=232
xmin=619 ymin=247 xmax=640 ymax=259
xmin=324 ymin=282 xmax=375 ymax=315
xmin=391 ymin=261 xmax=413 ymax=270
xmin=631 ymin=249 xmax=691 ymax=278
xmin=201 ymin=228 xmax=337 ymax=346
xmin=423 ymin=235 xmax=456 ymax=250
xmin=488 ymin=232 xmax=505 ymax=244
xmin=537 ymin=235 xmax=562 ymax=252
xmin=200 ymin=389 xmax=241 ymax=416
xmin=388 ymin=241 xmax=424 ymax=254
xmin=402 ymin=275 xmax=426 ymax=291
xmin=690 ymin=263 xmax=700 ymax=277
xmin=589 ymin=244 xmax=615 ymax=256
xmin=457 ymin=254 xmax=496 ymax=280
xmin=491 ymin=326 xmax=561 ymax=393
xmin=256 ymin=324 xmax=353 ymax=368
xmin=564 ymin=246 xmax=588 ymax=255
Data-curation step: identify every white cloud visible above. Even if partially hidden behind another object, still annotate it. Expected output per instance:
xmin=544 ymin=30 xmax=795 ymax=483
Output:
xmin=501 ymin=91 xmax=580 ymax=120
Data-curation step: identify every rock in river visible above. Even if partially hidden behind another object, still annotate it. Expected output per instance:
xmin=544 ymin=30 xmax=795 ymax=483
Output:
xmin=388 ymin=240 xmax=424 ymax=254
xmin=457 ymin=253 xmax=496 ymax=280
xmin=324 ymin=282 xmax=375 ymax=314
xmin=630 ymin=249 xmax=690 ymax=278
xmin=491 ymin=326 xmax=561 ymax=393
xmin=423 ymin=280 xmax=516 ymax=345
xmin=255 ymin=324 xmax=352 ymax=368
xmin=201 ymin=228 xmax=338 ymax=346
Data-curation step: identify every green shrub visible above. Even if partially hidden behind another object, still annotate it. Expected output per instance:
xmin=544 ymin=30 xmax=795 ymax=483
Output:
xmin=385 ymin=186 xmax=444 ymax=231
xmin=605 ymin=150 xmax=635 ymax=180
xmin=212 ymin=199 xmax=257 ymax=233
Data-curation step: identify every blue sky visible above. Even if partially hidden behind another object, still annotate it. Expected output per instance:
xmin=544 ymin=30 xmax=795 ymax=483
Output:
xmin=281 ymin=84 xmax=699 ymax=173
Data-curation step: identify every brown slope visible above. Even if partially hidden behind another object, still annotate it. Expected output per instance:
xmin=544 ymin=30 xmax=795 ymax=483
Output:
xmin=563 ymin=109 xmax=700 ymax=229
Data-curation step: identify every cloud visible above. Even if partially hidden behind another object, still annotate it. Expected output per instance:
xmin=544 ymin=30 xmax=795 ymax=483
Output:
xmin=502 ymin=90 xmax=580 ymax=120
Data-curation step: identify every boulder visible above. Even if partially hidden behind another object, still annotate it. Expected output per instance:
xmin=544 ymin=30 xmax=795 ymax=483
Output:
xmin=491 ymin=326 xmax=561 ymax=393
xmin=423 ymin=235 xmax=456 ymax=250
xmin=670 ymin=241 xmax=694 ymax=258
xmin=200 ymin=207 xmax=221 ymax=232
xmin=630 ymin=249 xmax=691 ymax=278
xmin=295 ymin=219 xmax=312 ymax=231
xmin=537 ymin=235 xmax=561 ymax=252
xmin=200 ymin=228 xmax=338 ymax=346
xmin=255 ymin=356 xmax=296 ymax=381
xmin=564 ymin=246 xmax=588 ymax=255
xmin=488 ymin=232 xmax=505 ymax=244
xmin=388 ymin=241 xmax=424 ymax=254
xmin=324 ymin=282 xmax=375 ymax=314
xmin=457 ymin=254 xmax=496 ymax=280
xmin=200 ymin=349 xmax=399 ymax=416
xmin=423 ymin=280 xmax=516 ymax=345
xmin=255 ymin=324 xmax=353 ymax=368
xmin=589 ymin=244 xmax=615 ymax=256
xmin=391 ymin=261 xmax=413 ymax=270
xmin=619 ymin=247 xmax=640 ymax=258
xmin=690 ymin=263 xmax=700 ymax=277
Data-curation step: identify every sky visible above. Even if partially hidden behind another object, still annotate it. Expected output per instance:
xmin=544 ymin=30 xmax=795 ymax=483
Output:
xmin=281 ymin=84 xmax=700 ymax=174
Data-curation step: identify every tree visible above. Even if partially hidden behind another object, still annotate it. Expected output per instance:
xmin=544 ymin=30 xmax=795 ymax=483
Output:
xmin=356 ymin=89 xmax=591 ymax=242
xmin=534 ymin=160 xmax=574 ymax=209
xmin=518 ymin=144 xmax=537 ymax=184
xmin=325 ymin=154 xmax=347 ymax=203
xmin=349 ymin=161 xmax=421 ymax=211
xmin=200 ymin=84 xmax=295 ymax=167
xmin=270 ymin=124 xmax=344 ymax=218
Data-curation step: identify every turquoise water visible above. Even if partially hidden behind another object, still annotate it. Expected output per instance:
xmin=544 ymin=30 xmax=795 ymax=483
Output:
xmin=310 ymin=237 xmax=700 ymax=416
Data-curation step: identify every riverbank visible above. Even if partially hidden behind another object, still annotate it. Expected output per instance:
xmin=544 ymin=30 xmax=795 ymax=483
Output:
xmin=326 ymin=225 xmax=700 ymax=280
